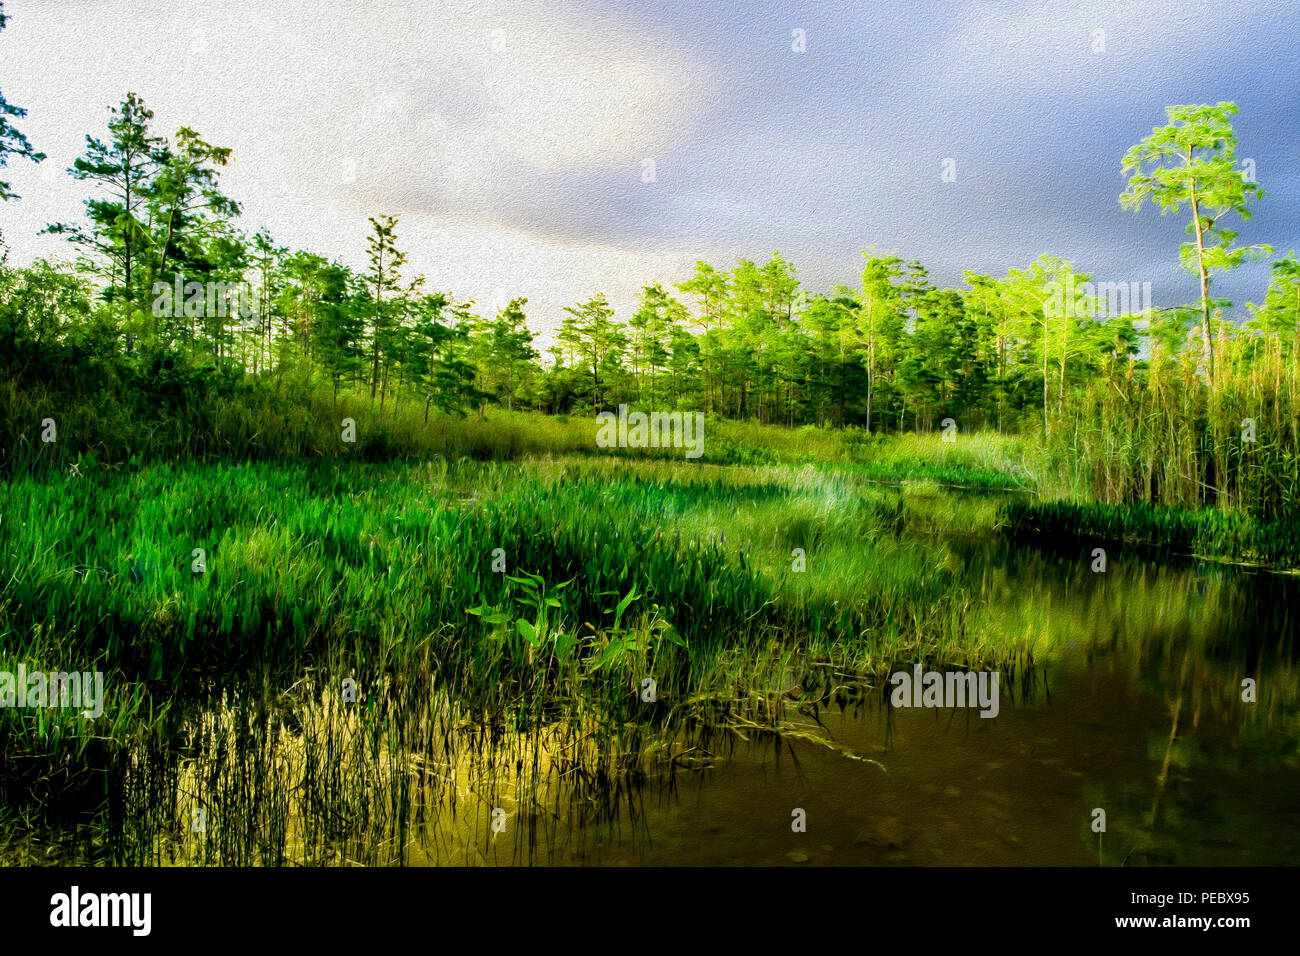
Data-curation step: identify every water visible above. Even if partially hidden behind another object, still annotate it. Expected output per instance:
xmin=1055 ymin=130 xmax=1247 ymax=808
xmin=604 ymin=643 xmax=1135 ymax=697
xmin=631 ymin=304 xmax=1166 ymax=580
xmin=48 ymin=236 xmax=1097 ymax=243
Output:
xmin=10 ymin=498 xmax=1300 ymax=866
xmin=405 ymin=535 xmax=1300 ymax=866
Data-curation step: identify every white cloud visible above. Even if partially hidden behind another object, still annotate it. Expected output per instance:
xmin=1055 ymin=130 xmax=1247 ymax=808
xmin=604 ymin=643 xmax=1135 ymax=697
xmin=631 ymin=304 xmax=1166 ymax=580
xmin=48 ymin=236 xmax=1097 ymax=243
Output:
xmin=0 ymin=0 xmax=1292 ymax=329
xmin=1 ymin=0 xmax=712 ymax=335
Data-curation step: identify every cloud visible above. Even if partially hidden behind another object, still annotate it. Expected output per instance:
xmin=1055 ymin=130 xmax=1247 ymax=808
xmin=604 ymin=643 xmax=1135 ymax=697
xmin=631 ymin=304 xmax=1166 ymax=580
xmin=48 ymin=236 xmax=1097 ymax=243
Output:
xmin=1 ymin=0 xmax=713 ymax=336
xmin=193 ymin=0 xmax=713 ymax=235
xmin=927 ymin=0 xmax=1296 ymax=101
xmin=1 ymin=0 xmax=1296 ymax=333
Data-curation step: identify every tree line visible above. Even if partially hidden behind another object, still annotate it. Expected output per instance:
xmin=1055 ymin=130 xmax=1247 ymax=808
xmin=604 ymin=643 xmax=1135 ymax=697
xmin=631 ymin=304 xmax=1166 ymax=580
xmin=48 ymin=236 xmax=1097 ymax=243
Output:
xmin=2 ymin=0 xmax=1299 ymax=511
xmin=4 ymin=84 xmax=1295 ymax=429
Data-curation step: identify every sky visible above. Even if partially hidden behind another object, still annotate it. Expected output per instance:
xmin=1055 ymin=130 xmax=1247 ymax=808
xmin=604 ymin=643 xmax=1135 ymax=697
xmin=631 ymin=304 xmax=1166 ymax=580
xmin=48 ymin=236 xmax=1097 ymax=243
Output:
xmin=2 ymin=0 xmax=1298 ymax=349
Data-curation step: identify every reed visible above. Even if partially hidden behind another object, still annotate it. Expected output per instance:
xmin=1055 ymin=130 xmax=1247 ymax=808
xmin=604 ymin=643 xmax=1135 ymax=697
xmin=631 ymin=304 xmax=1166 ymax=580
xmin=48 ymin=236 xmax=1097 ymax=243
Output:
xmin=0 ymin=453 xmax=997 ymax=862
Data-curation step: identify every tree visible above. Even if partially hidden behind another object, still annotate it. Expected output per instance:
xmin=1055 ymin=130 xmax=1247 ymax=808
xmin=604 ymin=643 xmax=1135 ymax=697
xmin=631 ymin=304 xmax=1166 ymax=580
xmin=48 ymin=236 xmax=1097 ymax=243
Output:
xmin=1002 ymin=255 xmax=1077 ymax=434
xmin=676 ymin=261 xmax=728 ymax=333
xmin=676 ymin=261 xmax=729 ymax=411
xmin=0 ymin=257 xmax=92 ymax=375
xmin=665 ymin=322 xmax=701 ymax=407
xmin=0 ymin=2 xmax=43 ymax=203
xmin=963 ymin=272 xmax=1014 ymax=430
xmin=1250 ymin=252 xmax=1300 ymax=344
xmin=1248 ymin=252 xmax=1300 ymax=432
xmin=310 ymin=260 xmax=365 ymax=407
xmin=146 ymin=126 xmax=241 ymax=297
xmin=431 ymin=299 xmax=488 ymax=416
xmin=197 ymin=225 xmax=250 ymax=361
xmin=364 ymin=215 xmax=407 ymax=403
xmin=281 ymin=249 xmax=334 ymax=365
xmin=562 ymin=293 xmax=625 ymax=409
xmin=727 ymin=258 xmax=769 ymax=418
xmin=46 ymin=93 xmax=164 ymax=307
xmin=249 ymin=229 xmax=287 ymax=371
xmin=897 ymin=287 xmax=965 ymax=430
xmin=404 ymin=290 xmax=450 ymax=421
xmin=1121 ymin=102 xmax=1270 ymax=384
xmin=482 ymin=297 xmax=537 ymax=411
xmin=630 ymin=283 xmax=687 ymax=406
xmin=803 ymin=291 xmax=858 ymax=425
xmin=858 ymin=248 xmax=906 ymax=431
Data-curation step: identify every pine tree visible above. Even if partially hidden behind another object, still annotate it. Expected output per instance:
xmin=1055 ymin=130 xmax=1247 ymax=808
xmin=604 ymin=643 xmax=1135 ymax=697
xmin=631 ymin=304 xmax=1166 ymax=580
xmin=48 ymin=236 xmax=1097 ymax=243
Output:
xmin=364 ymin=215 xmax=407 ymax=404
xmin=45 ymin=93 xmax=165 ymax=307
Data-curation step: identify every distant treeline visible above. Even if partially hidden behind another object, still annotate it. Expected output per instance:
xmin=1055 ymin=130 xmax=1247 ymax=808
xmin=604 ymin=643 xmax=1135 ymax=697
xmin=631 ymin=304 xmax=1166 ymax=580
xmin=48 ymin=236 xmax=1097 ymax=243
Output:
xmin=1 ymin=66 xmax=1298 ymax=515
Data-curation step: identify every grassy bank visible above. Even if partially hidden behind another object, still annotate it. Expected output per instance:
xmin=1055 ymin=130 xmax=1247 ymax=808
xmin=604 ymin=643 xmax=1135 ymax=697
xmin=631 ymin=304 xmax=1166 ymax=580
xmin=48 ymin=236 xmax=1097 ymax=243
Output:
xmin=1 ymin=446 xmax=1294 ymax=864
xmin=2 ymin=371 xmax=1040 ymax=476
xmin=0 ymin=454 xmax=1001 ymax=860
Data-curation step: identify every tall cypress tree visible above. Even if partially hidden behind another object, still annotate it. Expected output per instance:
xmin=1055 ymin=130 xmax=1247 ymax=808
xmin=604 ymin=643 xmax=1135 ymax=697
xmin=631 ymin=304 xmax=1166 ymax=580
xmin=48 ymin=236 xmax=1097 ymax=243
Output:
xmin=364 ymin=215 xmax=407 ymax=403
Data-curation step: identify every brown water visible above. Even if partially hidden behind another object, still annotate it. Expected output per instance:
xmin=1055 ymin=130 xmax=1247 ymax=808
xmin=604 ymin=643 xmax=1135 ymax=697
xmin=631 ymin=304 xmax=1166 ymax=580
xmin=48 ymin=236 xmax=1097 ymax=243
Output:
xmin=407 ymin=539 xmax=1300 ymax=866
xmin=10 ymin=523 xmax=1297 ymax=867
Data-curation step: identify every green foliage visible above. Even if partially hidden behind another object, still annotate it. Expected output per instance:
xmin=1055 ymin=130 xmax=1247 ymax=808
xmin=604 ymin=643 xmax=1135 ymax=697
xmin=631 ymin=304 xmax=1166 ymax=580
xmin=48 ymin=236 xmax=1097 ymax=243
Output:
xmin=8 ymin=91 xmax=1294 ymax=526
xmin=1121 ymin=101 xmax=1272 ymax=379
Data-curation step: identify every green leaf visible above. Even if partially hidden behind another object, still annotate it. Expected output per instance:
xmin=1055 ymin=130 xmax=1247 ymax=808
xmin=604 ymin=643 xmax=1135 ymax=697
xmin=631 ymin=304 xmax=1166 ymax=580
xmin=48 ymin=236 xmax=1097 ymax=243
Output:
xmin=616 ymin=583 xmax=639 ymax=618
xmin=516 ymin=618 xmax=539 ymax=645
xmin=588 ymin=639 xmax=625 ymax=672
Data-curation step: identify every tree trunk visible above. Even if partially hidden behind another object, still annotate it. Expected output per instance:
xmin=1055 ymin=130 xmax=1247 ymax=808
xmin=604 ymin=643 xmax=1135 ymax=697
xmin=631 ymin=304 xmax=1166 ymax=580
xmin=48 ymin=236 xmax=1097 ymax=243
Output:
xmin=1189 ymin=182 xmax=1215 ymax=385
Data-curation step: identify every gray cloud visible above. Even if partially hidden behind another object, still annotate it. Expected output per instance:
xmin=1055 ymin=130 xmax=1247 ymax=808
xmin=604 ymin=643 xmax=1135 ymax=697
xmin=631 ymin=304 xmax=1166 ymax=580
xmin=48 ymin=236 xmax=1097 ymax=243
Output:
xmin=2 ymin=0 xmax=1296 ymax=332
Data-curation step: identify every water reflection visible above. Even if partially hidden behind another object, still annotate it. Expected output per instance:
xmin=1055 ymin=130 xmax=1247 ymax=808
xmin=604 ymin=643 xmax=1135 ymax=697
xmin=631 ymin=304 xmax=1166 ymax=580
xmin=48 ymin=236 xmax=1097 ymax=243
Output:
xmin=13 ymin=531 xmax=1300 ymax=866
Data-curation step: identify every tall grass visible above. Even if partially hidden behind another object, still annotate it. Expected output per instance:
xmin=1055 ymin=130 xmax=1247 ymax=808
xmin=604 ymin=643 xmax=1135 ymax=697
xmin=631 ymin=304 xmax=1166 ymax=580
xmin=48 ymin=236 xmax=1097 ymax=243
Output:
xmin=0 ymin=454 xmax=991 ymax=862
xmin=1044 ymin=330 xmax=1300 ymax=520
xmin=1 ymin=452 xmax=1293 ymax=864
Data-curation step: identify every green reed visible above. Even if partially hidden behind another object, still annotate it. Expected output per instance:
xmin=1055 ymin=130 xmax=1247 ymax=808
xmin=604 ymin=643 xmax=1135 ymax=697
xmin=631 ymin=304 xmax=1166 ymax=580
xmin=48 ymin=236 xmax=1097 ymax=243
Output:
xmin=0 ymin=453 xmax=988 ymax=862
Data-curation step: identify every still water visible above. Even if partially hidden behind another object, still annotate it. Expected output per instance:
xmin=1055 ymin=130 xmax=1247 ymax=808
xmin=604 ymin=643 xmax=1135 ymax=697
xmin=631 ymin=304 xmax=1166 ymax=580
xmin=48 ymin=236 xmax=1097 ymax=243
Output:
xmin=410 ymin=537 xmax=1300 ymax=866
xmin=11 ymin=516 xmax=1298 ymax=867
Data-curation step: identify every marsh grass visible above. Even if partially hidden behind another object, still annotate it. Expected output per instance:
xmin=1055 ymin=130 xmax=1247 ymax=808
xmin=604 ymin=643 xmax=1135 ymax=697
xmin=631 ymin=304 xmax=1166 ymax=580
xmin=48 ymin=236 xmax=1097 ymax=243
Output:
xmin=1042 ymin=330 xmax=1300 ymax=521
xmin=0 ymin=452 xmax=1002 ymax=862
xmin=2 ymin=447 xmax=1293 ymax=865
